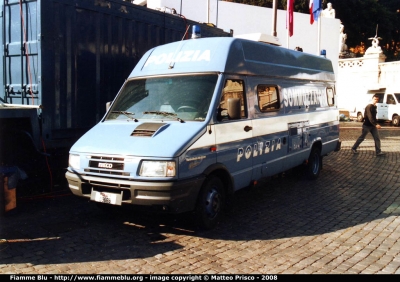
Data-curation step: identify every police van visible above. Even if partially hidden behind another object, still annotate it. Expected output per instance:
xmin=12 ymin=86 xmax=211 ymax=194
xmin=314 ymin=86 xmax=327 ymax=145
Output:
xmin=66 ymin=28 xmax=341 ymax=229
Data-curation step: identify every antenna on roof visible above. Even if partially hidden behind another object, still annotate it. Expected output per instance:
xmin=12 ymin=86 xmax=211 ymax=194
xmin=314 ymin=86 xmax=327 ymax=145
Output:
xmin=181 ymin=24 xmax=191 ymax=41
xmin=169 ymin=25 xmax=191 ymax=69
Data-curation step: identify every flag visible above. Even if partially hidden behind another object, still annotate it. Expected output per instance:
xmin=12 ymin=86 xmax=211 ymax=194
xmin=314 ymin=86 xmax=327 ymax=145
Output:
xmin=312 ymin=0 xmax=322 ymax=23
xmin=287 ymin=0 xmax=294 ymax=37
xmin=309 ymin=0 xmax=314 ymax=24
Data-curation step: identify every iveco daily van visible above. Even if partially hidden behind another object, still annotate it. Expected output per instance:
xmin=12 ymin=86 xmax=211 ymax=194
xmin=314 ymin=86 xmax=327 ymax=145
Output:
xmin=66 ymin=29 xmax=341 ymax=229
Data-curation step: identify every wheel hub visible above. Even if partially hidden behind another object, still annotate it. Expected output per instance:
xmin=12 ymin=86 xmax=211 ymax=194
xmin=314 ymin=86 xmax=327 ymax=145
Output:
xmin=204 ymin=188 xmax=221 ymax=218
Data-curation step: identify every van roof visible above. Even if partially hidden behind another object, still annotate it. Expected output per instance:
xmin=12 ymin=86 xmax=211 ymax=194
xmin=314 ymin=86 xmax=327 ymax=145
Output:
xmin=130 ymin=37 xmax=335 ymax=81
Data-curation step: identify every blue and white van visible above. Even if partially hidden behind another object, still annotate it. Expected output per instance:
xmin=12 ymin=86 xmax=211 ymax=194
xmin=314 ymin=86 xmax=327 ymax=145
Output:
xmin=66 ymin=31 xmax=341 ymax=229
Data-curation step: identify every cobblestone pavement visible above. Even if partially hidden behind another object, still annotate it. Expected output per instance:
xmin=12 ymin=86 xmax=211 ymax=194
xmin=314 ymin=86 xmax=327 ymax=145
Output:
xmin=1 ymin=121 xmax=400 ymax=274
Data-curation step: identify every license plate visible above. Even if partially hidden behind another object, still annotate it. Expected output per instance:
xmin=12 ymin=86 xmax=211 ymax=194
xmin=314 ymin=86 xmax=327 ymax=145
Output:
xmin=90 ymin=189 xmax=122 ymax=205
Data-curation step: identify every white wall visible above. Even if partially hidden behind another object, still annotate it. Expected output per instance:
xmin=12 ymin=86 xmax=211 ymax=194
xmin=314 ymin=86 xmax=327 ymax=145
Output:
xmin=147 ymin=0 xmax=340 ymax=76
xmin=338 ymin=56 xmax=400 ymax=113
xmin=379 ymin=62 xmax=400 ymax=91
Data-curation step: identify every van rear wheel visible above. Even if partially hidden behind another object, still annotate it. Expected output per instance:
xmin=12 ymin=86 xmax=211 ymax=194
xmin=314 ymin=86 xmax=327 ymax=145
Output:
xmin=195 ymin=176 xmax=225 ymax=230
xmin=306 ymin=147 xmax=322 ymax=180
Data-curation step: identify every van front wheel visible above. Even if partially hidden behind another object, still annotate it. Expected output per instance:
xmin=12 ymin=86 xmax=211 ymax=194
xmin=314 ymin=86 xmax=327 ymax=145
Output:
xmin=306 ymin=147 xmax=322 ymax=180
xmin=195 ymin=176 xmax=225 ymax=230
xmin=357 ymin=113 xmax=363 ymax=122
xmin=392 ymin=116 xmax=400 ymax=127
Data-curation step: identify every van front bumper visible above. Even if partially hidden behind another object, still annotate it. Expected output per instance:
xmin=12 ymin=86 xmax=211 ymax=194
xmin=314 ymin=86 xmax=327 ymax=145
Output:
xmin=65 ymin=171 xmax=205 ymax=213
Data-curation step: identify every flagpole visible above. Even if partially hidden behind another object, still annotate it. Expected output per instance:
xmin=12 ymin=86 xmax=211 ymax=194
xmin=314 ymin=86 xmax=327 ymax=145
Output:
xmin=286 ymin=0 xmax=289 ymax=48
xmin=286 ymin=0 xmax=291 ymax=49
xmin=271 ymin=0 xmax=277 ymax=37
xmin=317 ymin=16 xmax=321 ymax=55
xmin=287 ymin=31 xmax=290 ymax=49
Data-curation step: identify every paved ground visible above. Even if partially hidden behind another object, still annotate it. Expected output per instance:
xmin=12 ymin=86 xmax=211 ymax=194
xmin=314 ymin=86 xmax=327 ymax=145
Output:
xmin=1 ymin=121 xmax=400 ymax=274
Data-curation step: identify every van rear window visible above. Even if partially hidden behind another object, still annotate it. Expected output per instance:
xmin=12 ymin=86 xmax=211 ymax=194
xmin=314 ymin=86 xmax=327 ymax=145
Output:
xmin=257 ymin=85 xmax=280 ymax=112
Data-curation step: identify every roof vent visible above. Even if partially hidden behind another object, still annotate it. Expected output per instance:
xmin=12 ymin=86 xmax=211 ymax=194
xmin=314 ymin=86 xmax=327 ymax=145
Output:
xmin=131 ymin=0 xmax=147 ymax=6
xmin=234 ymin=33 xmax=281 ymax=46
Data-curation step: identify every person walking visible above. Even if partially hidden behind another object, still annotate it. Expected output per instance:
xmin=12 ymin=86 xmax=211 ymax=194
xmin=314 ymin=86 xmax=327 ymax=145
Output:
xmin=352 ymin=94 xmax=385 ymax=156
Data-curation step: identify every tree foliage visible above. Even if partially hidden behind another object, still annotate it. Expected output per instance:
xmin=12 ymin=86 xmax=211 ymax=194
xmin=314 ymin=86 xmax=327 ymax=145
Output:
xmin=222 ymin=0 xmax=400 ymax=61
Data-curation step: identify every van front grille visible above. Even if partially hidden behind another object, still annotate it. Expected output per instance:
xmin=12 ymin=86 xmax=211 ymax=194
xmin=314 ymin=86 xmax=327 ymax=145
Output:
xmin=84 ymin=169 xmax=130 ymax=176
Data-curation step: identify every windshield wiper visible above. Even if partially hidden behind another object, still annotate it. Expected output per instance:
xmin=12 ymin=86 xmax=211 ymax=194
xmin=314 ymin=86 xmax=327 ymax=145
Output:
xmin=111 ymin=111 xmax=138 ymax=121
xmin=143 ymin=111 xmax=185 ymax=123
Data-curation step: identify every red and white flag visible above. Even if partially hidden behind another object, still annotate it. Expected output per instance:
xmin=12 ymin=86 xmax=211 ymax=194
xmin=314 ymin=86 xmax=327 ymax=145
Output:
xmin=287 ymin=0 xmax=294 ymax=37
xmin=309 ymin=0 xmax=314 ymax=24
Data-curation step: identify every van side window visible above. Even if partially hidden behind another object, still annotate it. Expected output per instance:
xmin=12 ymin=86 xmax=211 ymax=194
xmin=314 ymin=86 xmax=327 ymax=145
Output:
xmin=395 ymin=94 xmax=400 ymax=103
xmin=326 ymin=87 xmax=335 ymax=107
xmin=257 ymin=85 xmax=280 ymax=111
xmin=386 ymin=94 xmax=396 ymax=105
xmin=218 ymin=80 xmax=246 ymax=121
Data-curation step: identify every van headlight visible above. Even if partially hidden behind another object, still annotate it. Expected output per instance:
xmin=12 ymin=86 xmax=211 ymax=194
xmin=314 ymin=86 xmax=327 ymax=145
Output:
xmin=69 ymin=154 xmax=80 ymax=170
xmin=139 ymin=161 xmax=176 ymax=177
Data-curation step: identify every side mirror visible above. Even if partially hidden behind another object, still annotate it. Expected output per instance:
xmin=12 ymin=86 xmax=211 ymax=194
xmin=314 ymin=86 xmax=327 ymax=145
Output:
xmin=106 ymin=101 xmax=112 ymax=111
xmin=227 ymin=98 xmax=241 ymax=120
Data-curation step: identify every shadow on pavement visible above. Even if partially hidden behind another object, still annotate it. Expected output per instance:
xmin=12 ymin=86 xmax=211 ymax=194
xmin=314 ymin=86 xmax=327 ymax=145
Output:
xmin=1 ymin=129 xmax=399 ymax=266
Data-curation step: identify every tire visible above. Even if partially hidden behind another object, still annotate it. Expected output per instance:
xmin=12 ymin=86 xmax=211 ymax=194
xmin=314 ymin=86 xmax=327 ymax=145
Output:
xmin=306 ymin=147 xmax=322 ymax=180
xmin=195 ymin=176 xmax=225 ymax=230
xmin=392 ymin=116 xmax=400 ymax=127
xmin=357 ymin=112 xmax=363 ymax=122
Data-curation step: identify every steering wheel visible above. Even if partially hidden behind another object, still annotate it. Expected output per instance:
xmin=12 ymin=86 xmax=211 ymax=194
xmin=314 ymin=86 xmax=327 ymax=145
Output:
xmin=177 ymin=106 xmax=197 ymax=112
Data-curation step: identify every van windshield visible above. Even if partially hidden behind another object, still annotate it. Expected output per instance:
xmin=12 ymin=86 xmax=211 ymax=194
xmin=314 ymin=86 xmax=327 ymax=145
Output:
xmin=106 ymin=74 xmax=218 ymax=122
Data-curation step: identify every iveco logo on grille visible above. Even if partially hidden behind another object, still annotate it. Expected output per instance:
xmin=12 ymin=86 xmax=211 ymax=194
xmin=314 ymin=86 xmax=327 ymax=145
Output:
xmin=89 ymin=160 xmax=124 ymax=170
xmin=98 ymin=163 xmax=113 ymax=168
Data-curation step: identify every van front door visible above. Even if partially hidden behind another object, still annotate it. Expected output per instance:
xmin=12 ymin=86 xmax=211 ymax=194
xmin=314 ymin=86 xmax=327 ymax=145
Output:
xmin=215 ymin=79 xmax=253 ymax=190
xmin=385 ymin=94 xmax=397 ymax=121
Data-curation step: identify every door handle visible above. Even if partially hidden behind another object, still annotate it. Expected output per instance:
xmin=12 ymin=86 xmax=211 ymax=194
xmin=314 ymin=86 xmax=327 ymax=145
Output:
xmin=244 ymin=125 xmax=252 ymax=132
